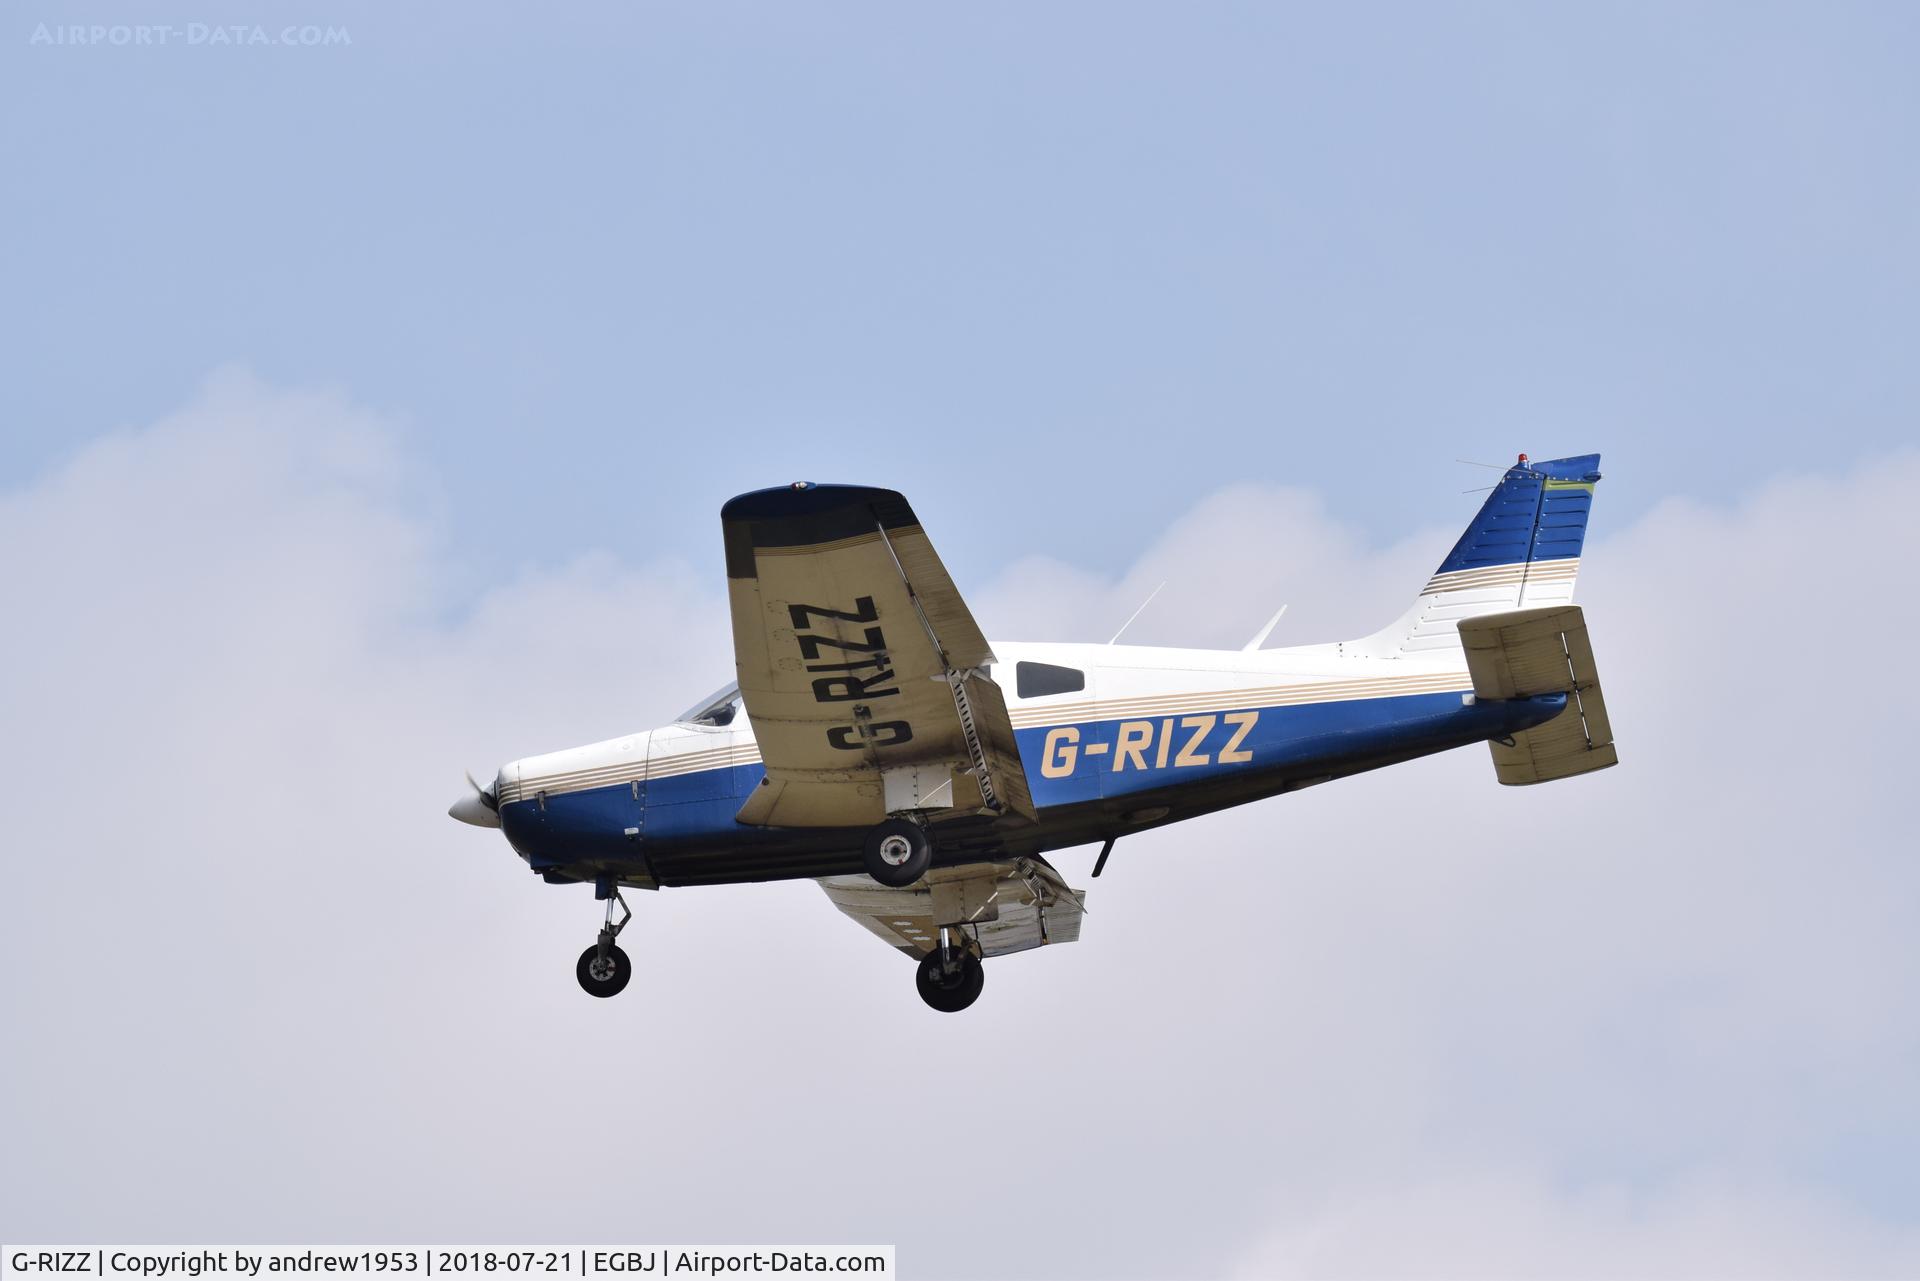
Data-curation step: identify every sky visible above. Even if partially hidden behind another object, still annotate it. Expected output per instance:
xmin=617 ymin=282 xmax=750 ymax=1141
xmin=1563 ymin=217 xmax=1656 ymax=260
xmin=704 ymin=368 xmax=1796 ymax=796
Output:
xmin=6 ymin=2 xmax=1920 ymax=582
xmin=4 ymin=4 xmax=1919 ymax=1278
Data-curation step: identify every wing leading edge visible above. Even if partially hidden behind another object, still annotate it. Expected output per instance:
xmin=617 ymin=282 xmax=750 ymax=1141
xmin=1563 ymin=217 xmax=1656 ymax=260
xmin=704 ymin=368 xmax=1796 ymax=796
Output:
xmin=722 ymin=483 xmax=1036 ymax=829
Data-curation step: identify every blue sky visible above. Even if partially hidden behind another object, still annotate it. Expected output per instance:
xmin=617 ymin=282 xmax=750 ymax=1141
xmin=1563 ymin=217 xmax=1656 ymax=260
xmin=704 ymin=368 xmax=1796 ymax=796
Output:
xmin=6 ymin=1 xmax=1918 ymax=590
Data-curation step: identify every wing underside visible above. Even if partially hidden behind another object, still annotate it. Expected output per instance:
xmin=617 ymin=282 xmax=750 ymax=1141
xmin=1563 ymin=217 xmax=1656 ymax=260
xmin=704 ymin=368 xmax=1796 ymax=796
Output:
xmin=722 ymin=484 xmax=1035 ymax=830
xmin=818 ymin=858 xmax=1085 ymax=959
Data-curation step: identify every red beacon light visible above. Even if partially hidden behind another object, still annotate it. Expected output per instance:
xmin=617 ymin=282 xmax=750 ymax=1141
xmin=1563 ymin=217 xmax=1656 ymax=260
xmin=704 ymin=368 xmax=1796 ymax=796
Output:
xmin=1517 ymin=453 xmax=1529 ymax=467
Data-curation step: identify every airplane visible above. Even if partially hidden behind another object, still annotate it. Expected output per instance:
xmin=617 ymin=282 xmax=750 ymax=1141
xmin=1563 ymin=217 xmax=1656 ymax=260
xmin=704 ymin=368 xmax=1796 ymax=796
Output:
xmin=449 ymin=454 xmax=1617 ymax=1012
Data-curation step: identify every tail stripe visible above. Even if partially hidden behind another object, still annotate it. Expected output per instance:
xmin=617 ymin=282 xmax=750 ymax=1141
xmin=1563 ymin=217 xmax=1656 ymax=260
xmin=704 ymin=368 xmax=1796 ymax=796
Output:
xmin=1420 ymin=557 xmax=1580 ymax=596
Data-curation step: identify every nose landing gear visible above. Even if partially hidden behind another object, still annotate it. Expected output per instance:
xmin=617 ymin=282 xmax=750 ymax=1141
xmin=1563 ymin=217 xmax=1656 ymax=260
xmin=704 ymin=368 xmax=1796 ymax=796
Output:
xmin=915 ymin=930 xmax=984 ymax=1013
xmin=576 ymin=886 xmax=633 ymax=998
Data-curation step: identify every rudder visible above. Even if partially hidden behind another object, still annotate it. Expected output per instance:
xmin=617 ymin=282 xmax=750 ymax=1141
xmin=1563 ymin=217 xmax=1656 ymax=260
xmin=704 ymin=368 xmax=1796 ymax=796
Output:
xmin=1361 ymin=453 xmax=1602 ymax=656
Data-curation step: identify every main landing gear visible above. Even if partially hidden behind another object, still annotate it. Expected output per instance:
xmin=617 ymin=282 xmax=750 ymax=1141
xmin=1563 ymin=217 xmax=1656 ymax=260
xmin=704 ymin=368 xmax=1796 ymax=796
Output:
xmin=576 ymin=885 xmax=632 ymax=998
xmin=916 ymin=931 xmax=985 ymax=1013
xmin=863 ymin=817 xmax=932 ymax=887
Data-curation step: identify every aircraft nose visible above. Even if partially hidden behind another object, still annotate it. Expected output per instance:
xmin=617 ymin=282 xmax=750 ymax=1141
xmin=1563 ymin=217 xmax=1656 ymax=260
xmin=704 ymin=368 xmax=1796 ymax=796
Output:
xmin=448 ymin=766 xmax=504 ymax=828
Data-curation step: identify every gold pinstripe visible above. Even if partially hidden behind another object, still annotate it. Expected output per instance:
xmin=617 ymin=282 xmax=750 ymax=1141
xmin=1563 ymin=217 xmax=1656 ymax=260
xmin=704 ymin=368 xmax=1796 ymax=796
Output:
xmin=498 ymin=741 xmax=765 ymax=804
xmin=1419 ymin=557 xmax=1579 ymax=596
xmin=503 ymin=670 xmax=1477 ymax=803
xmin=1003 ymin=669 xmax=1471 ymax=730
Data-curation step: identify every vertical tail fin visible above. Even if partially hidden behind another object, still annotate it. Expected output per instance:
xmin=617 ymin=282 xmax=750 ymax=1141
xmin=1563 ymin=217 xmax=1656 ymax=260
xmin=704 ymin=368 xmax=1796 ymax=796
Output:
xmin=1361 ymin=454 xmax=1602 ymax=656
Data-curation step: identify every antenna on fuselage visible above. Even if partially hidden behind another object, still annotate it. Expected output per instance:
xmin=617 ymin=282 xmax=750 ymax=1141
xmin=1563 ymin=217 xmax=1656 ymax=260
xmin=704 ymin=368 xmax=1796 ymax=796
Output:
xmin=1241 ymin=603 xmax=1289 ymax=652
xmin=1107 ymin=581 xmax=1166 ymax=646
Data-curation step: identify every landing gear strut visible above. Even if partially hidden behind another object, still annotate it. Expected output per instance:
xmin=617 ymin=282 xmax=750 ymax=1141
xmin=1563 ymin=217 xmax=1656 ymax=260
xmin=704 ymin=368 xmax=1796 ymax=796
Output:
xmin=576 ymin=887 xmax=632 ymax=998
xmin=915 ymin=930 xmax=984 ymax=1013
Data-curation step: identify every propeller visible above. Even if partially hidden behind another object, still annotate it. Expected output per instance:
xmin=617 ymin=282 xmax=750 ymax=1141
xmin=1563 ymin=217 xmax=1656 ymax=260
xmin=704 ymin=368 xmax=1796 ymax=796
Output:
xmin=448 ymin=769 xmax=502 ymax=828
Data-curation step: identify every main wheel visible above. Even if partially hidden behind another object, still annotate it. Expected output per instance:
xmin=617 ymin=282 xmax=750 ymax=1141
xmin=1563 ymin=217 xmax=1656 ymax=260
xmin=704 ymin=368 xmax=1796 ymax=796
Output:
xmin=916 ymin=949 xmax=985 ymax=1013
xmin=576 ymin=943 xmax=632 ymax=998
xmin=863 ymin=818 xmax=932 ymax=887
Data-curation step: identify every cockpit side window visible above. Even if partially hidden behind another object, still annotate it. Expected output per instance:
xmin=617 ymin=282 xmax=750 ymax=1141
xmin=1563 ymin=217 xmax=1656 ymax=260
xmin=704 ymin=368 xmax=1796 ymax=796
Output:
xmin=1015 ymin=661 xmax=1085 ymax=699
xmin=678 ymin=683 xmax=742 ymax=727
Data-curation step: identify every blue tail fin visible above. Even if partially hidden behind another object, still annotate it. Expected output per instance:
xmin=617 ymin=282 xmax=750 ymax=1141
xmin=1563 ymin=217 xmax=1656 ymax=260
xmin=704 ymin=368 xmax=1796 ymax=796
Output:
xmin=1434 ymin=453 xmax=1602 ymax=575
xmin=1364 ymin=454 xmax=1603 ymax=656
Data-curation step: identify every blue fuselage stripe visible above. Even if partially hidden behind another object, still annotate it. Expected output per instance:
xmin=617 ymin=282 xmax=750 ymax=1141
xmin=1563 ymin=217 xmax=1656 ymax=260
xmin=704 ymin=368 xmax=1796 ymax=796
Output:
xmin=497 ymin=690 xmax=1566 ymax=872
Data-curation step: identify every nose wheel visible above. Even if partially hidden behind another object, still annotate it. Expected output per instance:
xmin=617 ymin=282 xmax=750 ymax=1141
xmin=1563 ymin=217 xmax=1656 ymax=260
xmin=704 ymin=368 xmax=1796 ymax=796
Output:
xmin=577 ymin=942 xmax=631 ymax=996
xmin=916 ymin=938 xmax=985 ymax=1013
xmin=576 ymin=887 xmax=633 ymax=998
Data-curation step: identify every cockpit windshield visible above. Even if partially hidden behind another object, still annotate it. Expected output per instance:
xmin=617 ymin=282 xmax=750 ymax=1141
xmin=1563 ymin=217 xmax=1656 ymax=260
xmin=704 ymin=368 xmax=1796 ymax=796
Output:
xmin=677 ymin=683 xmax=742 ymax=727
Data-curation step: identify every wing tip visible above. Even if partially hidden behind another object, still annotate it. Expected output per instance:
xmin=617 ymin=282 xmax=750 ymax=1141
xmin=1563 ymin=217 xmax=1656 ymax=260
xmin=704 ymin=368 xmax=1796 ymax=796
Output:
xmin=720 ymin=482 xmax=912 ymax=524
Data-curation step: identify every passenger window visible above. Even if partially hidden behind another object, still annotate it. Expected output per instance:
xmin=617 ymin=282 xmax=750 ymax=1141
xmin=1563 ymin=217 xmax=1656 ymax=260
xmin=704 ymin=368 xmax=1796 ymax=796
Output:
xmin=1016 ymin=661 xmax=1085 ymax=699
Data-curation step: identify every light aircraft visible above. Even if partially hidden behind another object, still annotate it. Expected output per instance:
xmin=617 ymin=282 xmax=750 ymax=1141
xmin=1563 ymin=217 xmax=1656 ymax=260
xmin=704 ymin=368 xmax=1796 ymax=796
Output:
xmin=450 ymin=455 xmax=1617 ymax=1011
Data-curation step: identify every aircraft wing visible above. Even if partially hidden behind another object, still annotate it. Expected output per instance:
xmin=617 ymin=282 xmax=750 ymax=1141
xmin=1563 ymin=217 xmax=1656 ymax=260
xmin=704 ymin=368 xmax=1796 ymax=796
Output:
xmin=817 ymin=858 xmax=1085 ymax=959
xmin=722 ymin=484 xmax=1036 ymax=829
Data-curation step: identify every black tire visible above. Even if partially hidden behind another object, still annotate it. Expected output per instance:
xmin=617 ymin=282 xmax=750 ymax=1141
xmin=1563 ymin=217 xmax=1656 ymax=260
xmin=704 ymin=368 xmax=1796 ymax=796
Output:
xmin=576 ymin=943 xmax=632 ymax=998
xmin=916 ymin=949 xmax=985 ymax=1013
xmin=863 ymin=818 xmax=932 ymax=887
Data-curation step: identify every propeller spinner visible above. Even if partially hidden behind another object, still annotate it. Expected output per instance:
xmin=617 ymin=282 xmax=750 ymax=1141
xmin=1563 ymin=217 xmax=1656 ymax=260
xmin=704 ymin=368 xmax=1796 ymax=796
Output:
xmin=448 ymin=770 xmax=502 ymax=828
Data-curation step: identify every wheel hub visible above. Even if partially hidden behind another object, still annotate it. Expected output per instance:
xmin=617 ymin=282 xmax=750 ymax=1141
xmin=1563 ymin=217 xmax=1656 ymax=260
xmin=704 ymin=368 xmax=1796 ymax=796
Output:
xmin=878 ymin=833 xmax=914 ymax=866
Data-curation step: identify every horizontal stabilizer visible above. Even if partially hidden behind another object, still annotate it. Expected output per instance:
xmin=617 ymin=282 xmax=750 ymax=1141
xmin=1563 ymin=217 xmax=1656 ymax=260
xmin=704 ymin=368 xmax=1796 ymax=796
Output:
xmin=1459 ymin=605 xmax=1618 ymax=785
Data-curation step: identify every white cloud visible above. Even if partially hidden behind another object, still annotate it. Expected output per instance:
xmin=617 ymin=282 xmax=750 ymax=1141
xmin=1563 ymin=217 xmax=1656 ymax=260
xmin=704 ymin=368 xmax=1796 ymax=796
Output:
xmin=2 ymin=374 xmax=1916 ymax=1279
xmin=973 ymin=482 xmax=1440 ymax=649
